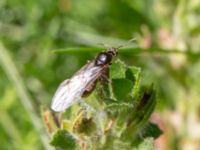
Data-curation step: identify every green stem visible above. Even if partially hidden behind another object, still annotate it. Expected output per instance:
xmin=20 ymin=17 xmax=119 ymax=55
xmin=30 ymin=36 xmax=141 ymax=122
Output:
xmin=52 ymin=47 xmax=200 ymax=57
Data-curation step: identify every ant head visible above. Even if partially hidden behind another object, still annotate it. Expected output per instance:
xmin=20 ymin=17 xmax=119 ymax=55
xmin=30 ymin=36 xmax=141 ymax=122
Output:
xmin=95 ymin=38 xmax=136 ymax=66
xmin=95 ymin=52 xmax=113 ymax=66
xmin=106 ymin=47 xmax=118 ymax=56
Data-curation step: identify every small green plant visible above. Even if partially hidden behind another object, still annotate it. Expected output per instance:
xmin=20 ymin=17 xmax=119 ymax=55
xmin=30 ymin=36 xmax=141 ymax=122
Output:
xmin=42 ymin=59 xmax=161 ymax=150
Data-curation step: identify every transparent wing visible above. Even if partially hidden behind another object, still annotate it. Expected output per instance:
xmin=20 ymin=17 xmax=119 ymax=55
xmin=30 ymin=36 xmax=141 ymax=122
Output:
xmin=51 ymin=66 xmax=102 ymax=112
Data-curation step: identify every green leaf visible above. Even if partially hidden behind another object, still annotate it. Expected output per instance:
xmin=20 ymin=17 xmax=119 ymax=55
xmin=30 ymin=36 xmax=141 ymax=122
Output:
xmin=105 ymin=102 xmax=134 ymax=116
xmin=103 ymin=59 xmax=142 ymax=103
xmin=125 ymin=66 xmax=141 ymax=97
xmin=50 ymin=130 xmax=76 ymax=150
xmin=140 ymin=122 xmax=162 ymax=139
xmin=120 ymin=87 xmax=156 ymax=140
xmin=110 ymin=59 xmax=127 ymax=79
xmin=111 ymin=78 xmax=133 ymax=100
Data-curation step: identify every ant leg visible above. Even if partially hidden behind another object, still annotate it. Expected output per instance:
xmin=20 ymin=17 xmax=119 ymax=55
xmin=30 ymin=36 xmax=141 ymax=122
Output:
xmin=101 ymin=67 xmax=112 ymax=84
xmin=50 ymin=111 xmax=61 ymax=128
xmin=98 ymin=77 xmax=104 ymax=104
xmin=98 ymin=67 xmax=111 ymax=104
xmin=101 ymin=73 xmax=112 ymax=84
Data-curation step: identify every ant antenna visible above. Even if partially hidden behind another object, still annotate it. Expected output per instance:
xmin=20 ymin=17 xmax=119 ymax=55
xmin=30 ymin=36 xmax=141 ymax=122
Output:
xmin=97 ymin=43 xmax=111 ymax=49
xmin=116 ymin=38 xmax=136 ymax=49
xmin=97 ymin=38 xmax=136 ymax=50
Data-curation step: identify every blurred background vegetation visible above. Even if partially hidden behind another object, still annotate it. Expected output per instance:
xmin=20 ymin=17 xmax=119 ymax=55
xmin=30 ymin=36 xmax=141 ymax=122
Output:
xmin=0 ymin=0 xmax=200 ymax=149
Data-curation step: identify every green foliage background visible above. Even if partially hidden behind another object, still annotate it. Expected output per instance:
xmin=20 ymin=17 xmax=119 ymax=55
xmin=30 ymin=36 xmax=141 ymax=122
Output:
xmin=0 ymin=0 xmax=200 ymax=149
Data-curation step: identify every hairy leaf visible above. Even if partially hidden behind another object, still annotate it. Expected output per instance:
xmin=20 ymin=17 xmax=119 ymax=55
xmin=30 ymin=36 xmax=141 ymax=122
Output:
xmin=50 ymin=130 xmax=76 ymax=150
